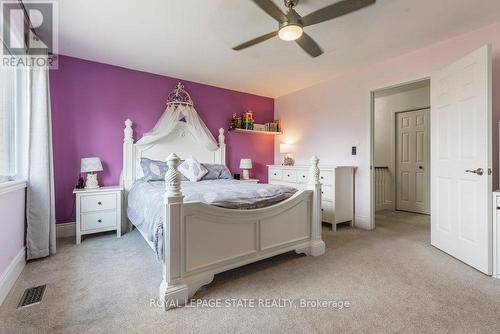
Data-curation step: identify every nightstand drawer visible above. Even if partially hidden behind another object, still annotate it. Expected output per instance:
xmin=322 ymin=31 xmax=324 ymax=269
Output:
xmin=81 ymin=211 xmax=117 ymax=231
xmin=81 ymin=193 xmax=117 ymax=213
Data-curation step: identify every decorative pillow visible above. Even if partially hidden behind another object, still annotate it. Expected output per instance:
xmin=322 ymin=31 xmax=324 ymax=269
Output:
xmin=140 ymin=158 xmax=188 ymax=182
xmin=201 ymin=164 xmax=233 ymax=180
xmin=178 ymin=157 xmax=208 ymax=182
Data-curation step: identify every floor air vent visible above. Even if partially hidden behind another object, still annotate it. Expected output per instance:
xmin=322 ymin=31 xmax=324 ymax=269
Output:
xmin=17 ymin=285 xmax=46 ymax=308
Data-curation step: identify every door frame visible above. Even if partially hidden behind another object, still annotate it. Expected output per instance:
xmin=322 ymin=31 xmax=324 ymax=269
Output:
xmin=369 ymin=77 xmax=431 ymax=229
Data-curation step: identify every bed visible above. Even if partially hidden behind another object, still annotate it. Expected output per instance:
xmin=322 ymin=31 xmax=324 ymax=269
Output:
xmin=120 ymin=91 xmax=324 ymax=310
xmin=127 ymin=178 xmax=299 ymax=257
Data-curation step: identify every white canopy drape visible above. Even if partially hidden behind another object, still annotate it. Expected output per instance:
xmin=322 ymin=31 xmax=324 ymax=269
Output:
xmin=136 ymin=104 xmax=218 ymax=150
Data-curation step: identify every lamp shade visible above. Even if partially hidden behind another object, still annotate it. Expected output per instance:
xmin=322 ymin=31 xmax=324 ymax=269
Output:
xmin=81 ymin=157 xmax=103 ymax=173
xmin=279 ymin=143 xmax=293 ymax=154
xmin=239 ymin=158 xmax=253 ymax=169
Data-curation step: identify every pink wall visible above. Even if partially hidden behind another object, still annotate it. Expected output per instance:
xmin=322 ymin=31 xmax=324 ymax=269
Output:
xmin=275 ymin=21 xmax=500 ymax=228
xmin=0 ymin=188 xmax=25 ymax=279
xmin=50 ymin=56 xmax=275 ymax=224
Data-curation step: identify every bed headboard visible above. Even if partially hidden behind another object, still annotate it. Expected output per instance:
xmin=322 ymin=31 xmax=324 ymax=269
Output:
xmin=121 ymin=119 xmax=226 ymax=191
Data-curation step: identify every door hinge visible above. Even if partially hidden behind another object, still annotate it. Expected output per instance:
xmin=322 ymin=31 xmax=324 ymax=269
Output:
xmin=488 ymin=168 xmax=492 ymax=175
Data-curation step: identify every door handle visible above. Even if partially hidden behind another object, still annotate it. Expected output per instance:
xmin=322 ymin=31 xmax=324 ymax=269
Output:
xmin=465 ymin=168 xmax=484 ymax=176
xmin=418 ymin=166 xmax=424 ymax=170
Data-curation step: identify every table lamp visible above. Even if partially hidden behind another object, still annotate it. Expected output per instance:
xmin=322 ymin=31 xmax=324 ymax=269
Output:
xmin=81 ymin=157 xmax=103 ymax=189
xmin=279 ymin=143 xmax=294 ymax=166
xmin=239 ymin=158 xmax=253 ymax=180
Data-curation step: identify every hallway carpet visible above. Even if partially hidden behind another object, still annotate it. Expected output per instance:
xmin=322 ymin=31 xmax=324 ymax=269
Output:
xmin=1 ymin=211 xmax=499 ymax=333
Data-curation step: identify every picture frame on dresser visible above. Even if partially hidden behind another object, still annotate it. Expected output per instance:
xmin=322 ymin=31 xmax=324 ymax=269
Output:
xmin=268 ymin=165 xmax=355 ymax=231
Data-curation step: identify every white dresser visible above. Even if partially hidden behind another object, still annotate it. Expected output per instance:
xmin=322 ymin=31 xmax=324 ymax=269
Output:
xmin=268 ymin=165 xmax=355 ymax=231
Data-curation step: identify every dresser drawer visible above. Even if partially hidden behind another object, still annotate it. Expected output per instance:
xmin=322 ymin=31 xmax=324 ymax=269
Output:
xmin=81 ymin=211 xmax=117 ymax=231
xmin=297 ymin=170 xmax=309 ymax=184
xmin=282 ymin=169 xmax=297 ymax=182
xmin=321 ymin=200 xmax=334 ymax=219
xmin=81 ymin=193 xmax=117 ymax=213
xmin=319 ymin=170 xmax=333 ymax=185
xmin=269 ymin=168 xmax=282 ymax=180
xmin=321 ymin=185 xmax=333 ymax=201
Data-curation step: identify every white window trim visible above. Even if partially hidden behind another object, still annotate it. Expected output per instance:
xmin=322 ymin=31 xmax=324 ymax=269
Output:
xmin=0 ymin=180 xmax=27 ymax=196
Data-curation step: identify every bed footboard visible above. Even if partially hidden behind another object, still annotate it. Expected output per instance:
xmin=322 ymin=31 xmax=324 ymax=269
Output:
xmin=160 ymin=154 xmax=325 ymax=310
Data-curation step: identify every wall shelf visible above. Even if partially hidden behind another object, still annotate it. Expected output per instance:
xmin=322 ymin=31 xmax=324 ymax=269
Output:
xmin=229 ymin=128 xmax=282 ymax=135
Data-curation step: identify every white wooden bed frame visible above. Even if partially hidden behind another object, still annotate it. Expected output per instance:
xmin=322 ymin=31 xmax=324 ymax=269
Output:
xmin=121 ymin=118 xmax=325 ymax=310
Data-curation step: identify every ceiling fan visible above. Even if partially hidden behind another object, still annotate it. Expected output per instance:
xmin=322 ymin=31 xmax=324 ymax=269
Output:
xmin=233 ymin=0 xmax=376 ymax=57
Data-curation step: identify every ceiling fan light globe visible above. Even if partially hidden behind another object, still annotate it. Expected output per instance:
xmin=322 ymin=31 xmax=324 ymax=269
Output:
xmin=278 ymin=24 xmax=303 ymax=41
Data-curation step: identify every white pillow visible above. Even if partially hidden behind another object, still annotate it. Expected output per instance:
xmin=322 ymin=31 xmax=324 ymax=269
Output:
xmin=178 ymin=157 xmax=208 ymax=182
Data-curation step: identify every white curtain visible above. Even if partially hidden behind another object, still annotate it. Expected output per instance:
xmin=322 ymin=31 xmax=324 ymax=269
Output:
xmin=25 ymin=53 xmax=56 ymax=260
xmin=137 ymin=104 xmax=218 ymax=150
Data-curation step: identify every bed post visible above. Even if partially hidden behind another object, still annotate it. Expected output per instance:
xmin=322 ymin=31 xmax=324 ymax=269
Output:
xmin=159 ymin=153 xmax=187 ymax=310
xmin=218 ymin=128 xmax=226 ymax=165
xmin=122 ymin=119 xmax=135 ymax=232
xmin=122 ymin=119 xmax=135 ymax=191
xmin=307 ymin=155 xmax=326 ymax=256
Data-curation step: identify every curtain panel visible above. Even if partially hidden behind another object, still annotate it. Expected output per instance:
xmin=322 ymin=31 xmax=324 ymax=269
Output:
xmin=25 ymin=53 xmax=56 ymax=260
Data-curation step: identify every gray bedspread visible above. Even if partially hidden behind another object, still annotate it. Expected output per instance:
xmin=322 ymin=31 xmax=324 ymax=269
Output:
xmin=127 ymin=179 xmax=297 ymax=258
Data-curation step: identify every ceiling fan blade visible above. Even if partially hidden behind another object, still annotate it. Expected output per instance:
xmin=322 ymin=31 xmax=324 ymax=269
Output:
xmin=252 ymin=0 xmax=288 ymax=23
xmin=296 ymin=32 xmax=323 ymax=57
xmin=233 ymin=31 xmax=279 ymax=51
xmin=302 ymin=0 xmax=376 ymax=27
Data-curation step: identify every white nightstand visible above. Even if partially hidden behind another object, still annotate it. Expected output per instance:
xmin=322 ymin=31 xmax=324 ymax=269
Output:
xmin=73 ymin=186 xmax=123 ymax=244
xmin=239 ymin=178 xmax=259 ymax=183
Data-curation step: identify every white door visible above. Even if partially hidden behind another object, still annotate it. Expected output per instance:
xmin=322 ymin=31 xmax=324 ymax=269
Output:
xmin=396 ymin=109 xmax=430 ymax=214
xmin=431 ymin=45 xmax=492 ymax=274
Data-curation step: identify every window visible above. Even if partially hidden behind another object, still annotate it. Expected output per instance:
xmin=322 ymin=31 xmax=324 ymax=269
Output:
xmin=0 ymin=66 xmax=16 ymax=181
xmin=0 ymin=36 xmax=29 ymax=183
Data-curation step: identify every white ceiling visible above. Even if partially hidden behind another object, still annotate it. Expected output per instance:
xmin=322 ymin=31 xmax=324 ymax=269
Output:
xmin=50 ymin=0 xmax=500 ymax=97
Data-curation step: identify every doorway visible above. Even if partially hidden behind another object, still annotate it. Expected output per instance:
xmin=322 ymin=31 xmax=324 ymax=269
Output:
xmin=372 ymin=79 xmax=431 ymax=218
xmin=369 ymin=45 xmax=493 ymax=275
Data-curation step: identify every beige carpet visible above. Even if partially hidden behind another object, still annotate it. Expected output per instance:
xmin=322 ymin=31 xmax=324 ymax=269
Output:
xmin=1 ymin=211 xmax=500 ymax=334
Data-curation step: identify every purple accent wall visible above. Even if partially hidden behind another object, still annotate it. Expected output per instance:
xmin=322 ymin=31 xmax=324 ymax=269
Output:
xmin=50 ymin=55 xmax=275 ymax=224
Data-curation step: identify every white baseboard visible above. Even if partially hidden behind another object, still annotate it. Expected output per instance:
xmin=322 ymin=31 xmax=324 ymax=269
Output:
xmin=56 ymin=222 xmax=76 ymax=238
xmin=355 ymin=215 xmax=372 ymax=230
xmin=0 ymin=247 xmax=26 ymax=306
